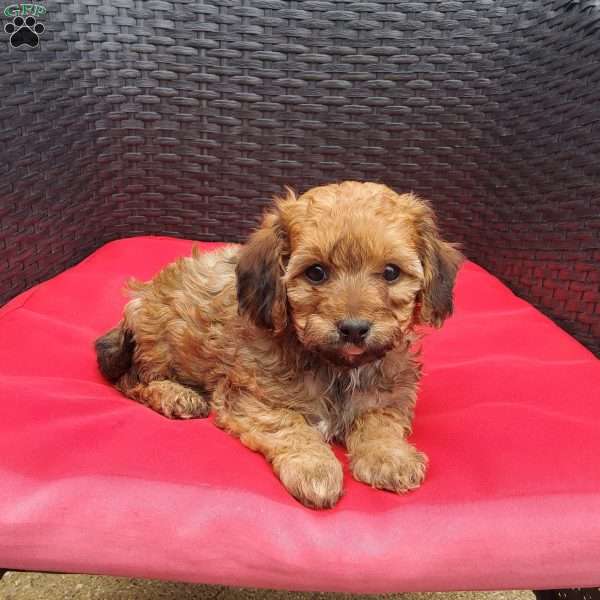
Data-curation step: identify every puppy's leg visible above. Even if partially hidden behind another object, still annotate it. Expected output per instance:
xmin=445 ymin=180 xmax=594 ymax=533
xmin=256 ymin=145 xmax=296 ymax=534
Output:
xmin=117 ymin=374 xmax=210 ymax=419
xmin=347 ymin=407 xmax=427 ymax=493
xmin=215 ymin=400 xmax=343 ymax=509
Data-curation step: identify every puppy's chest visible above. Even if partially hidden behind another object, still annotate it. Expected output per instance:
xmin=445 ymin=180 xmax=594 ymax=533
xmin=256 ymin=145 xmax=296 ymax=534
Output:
xmin=303 ymin=367 xmax=380 ymax=442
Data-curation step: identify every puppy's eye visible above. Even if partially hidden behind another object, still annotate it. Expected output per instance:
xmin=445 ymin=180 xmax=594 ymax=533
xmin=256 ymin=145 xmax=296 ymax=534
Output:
xmin=383 ymin=264 xmax=401 ymax=282
xmin=305 ymin=264 xmax=327 ymax=284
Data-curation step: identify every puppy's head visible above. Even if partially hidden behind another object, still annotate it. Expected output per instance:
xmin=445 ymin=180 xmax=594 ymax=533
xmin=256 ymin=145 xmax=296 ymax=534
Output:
xmin=236 ymin=181 xmax=463 ymax=367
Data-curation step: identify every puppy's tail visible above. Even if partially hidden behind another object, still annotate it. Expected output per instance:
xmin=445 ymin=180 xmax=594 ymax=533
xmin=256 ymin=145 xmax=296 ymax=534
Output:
xmin=95 ymin=325 xmax=135 ymax=383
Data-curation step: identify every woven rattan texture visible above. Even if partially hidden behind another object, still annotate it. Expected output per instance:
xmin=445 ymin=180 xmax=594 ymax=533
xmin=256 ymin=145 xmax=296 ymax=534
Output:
xmin=1 ymin=0 xmax=598 ymax=353
xmin=535 ymin=590 xmax=600 ymax=600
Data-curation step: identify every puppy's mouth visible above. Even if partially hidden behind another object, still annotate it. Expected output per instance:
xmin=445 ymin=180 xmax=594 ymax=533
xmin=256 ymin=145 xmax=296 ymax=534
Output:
xmin=341 ymin=344 xmax=366 ymax=358
xmin=318 ymin=342 xmax=391 ymax=368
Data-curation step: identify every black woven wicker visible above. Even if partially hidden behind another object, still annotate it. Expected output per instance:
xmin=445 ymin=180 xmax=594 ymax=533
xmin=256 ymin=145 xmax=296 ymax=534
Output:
xmin=0 ymin=0 xmax=598 ymax=360
xmin=536 ymin=590 xmax=600 ymax=600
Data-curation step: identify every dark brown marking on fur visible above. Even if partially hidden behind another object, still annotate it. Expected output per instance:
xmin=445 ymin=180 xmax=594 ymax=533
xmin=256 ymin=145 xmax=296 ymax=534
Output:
xmin=236 ymin=212 xmax=288 ymax=331
xmin=415 ymin=209 xmax=463 ymax=327
xmin=427 ymin=242 xmax=462 ymax=323
xmin=95 ymin=327 xmax=135 ymax=383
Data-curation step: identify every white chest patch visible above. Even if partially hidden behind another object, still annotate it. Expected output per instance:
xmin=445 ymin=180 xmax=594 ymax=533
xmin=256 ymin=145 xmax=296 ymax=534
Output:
xmin=303 ymin=362 xmax=381 ymax=442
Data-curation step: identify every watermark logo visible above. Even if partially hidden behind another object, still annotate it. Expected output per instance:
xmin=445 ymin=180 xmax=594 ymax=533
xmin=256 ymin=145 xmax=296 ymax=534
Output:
xmin=3 ymin=4 xmax=45 ymax=48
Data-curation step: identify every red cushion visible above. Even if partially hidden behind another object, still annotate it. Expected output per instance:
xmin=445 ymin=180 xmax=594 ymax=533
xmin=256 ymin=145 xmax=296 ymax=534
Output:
xmin=1 ymin=236 xmax=599 ymax=593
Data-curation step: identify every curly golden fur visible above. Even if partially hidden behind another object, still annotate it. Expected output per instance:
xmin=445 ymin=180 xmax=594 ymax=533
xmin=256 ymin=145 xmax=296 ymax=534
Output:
xmin=96 ymin=181 xmax=462 ymax=509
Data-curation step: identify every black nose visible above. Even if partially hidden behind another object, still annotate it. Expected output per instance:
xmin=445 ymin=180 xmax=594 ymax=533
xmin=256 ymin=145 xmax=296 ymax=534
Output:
xmin=337 ymin=319 xmax=372 ymax=344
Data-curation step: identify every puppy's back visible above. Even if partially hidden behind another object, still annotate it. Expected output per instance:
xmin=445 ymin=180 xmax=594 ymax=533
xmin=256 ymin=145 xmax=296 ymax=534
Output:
xmin=96 ymin=244 xmax=243 ymax=386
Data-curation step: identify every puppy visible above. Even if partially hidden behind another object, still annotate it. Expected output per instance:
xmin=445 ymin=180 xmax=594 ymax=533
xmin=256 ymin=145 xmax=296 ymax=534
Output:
xmin=96 ymin=181 xmax=462 ymax=509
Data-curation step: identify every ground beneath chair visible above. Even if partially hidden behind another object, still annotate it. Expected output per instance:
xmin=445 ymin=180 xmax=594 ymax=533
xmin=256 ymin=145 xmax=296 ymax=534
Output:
xmin=0 ymin=572 xmax=535 ymax=600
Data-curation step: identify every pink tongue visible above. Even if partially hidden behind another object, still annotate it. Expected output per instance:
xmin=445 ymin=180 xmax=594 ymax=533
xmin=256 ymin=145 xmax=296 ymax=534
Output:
xmin=343 ymin=345 xmax=365 ymax=356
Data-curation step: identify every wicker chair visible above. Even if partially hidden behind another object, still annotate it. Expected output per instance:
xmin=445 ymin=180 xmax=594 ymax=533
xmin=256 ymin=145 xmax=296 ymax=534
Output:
xmin=1 ymin=0 xmax=598 ymax=596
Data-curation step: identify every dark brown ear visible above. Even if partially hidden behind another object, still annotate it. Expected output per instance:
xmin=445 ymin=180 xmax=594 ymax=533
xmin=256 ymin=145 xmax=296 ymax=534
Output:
xmin=236 ymin=209 xmax=288 ymax=332
xmin=416 ymin=207 xmax=463 ymax=328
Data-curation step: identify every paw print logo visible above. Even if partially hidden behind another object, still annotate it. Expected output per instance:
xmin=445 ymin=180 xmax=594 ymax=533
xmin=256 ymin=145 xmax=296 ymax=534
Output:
xmin=4 ymin=15 xmax=44 ymax=48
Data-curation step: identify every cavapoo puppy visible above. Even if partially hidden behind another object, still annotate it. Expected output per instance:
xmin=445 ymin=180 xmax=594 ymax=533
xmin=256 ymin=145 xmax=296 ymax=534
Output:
xmin=96 ymin=181 xmax=462 ymax=509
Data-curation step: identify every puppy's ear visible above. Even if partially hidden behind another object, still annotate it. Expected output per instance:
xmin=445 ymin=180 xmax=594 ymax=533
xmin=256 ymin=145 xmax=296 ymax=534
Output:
xmin=236 ymin=207 xmax=288 ymax=332
xmin=415 ymin=203 xmax=463 ymax=328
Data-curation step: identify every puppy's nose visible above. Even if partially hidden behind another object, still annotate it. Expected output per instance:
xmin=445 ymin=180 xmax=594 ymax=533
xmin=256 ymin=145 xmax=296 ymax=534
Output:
xmin=337 ymin=319 xmax=372 ymax=344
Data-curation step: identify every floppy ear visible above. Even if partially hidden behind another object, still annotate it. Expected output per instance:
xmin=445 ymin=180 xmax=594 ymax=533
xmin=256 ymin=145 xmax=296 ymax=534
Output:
xmin=415 ymin=205 xmax=463 ymax=328
xmin=236 ymin=208 xmax=289 ymax=332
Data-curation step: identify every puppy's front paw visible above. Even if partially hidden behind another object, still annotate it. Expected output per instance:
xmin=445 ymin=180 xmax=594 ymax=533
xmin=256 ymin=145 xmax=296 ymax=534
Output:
xmin=159 ymin=385 xmax=210 ymax=419
xmin=277 ymin=452 xmax=344 ymax=509
xmin=350 ymin=441 xmax=427 ymax=493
